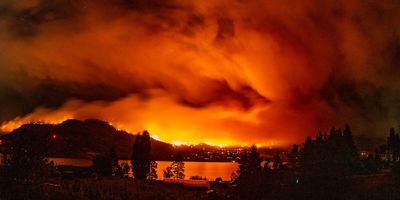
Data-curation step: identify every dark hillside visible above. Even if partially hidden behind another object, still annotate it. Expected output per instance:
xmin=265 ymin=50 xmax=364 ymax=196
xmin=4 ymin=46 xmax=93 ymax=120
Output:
xmin=0 ymin=119 xmax=174 ymax=160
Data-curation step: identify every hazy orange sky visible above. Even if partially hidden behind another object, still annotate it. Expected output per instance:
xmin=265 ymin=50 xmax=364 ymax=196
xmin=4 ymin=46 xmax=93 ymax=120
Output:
xmin=1 ymin=0 xmax=400 ymax=146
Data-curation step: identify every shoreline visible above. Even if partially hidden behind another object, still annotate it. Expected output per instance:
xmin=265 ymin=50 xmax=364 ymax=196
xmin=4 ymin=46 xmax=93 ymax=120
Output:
xmin=48 ymin=157 xmax=236 ymax=163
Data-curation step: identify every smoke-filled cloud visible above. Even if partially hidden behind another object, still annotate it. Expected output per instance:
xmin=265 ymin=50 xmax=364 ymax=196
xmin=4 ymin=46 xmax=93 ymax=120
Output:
xmin=1 ymin=0 xmax=400 ymax=145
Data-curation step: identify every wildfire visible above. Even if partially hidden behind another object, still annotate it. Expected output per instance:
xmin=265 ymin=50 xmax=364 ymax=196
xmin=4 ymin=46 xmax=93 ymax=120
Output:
xmin=172 ymin=141 xmax=187 ymax=146
xmin=151 ymin=135 xmax=160 ymax=141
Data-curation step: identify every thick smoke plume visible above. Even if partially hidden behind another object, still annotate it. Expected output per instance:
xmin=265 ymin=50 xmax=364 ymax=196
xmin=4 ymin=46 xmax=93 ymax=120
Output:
xmin=1 ymin=0 xmax=400 ymax=145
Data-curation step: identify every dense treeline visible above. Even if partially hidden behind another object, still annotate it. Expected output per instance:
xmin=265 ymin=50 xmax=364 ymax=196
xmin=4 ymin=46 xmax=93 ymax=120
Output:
xmin=233 ymin=124 xmax=400 ymax=199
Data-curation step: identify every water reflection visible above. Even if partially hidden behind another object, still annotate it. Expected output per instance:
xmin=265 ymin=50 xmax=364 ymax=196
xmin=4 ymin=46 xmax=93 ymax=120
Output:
xmin=49 ymin=158 xmax=238 ymax=181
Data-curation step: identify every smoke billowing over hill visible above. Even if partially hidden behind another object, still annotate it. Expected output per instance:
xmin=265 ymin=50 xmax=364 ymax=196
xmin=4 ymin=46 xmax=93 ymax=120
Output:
xmin=1 ymin=0 xmax=400 ymax=145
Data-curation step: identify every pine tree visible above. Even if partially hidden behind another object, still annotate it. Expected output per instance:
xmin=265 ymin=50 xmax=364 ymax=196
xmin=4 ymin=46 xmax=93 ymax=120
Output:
xmin=298 ymin=124 xmax=360 ymax=185
xmin=394 ymin=133 xmax=400 ymax=162
xmin=343 ymin=124 xmax=357 ymax=155
xmin=235 ymin=145 xmax=262 ymax=199
xmin=289 ymin=144 xmax=299 ymax=167
xmin=131 ymin=130 xmax=152 ymax=180
xmin=388 ymin=128 xmax=396 ymax=162
xmin=110 ymin=147 xmax=119 ymax=175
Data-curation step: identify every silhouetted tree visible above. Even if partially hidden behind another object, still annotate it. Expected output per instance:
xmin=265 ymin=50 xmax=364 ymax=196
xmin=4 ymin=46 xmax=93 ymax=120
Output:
xmin=235 ymin=145 xmax=263 ymax=199
xmin=171 ymin=151 xmax=185 ymax=179
xmin=263 ymin=159 xmax=273 ymax=174
xmin=273 ymin=153 xmax=282 ymax=169
xmin=387 ymin=128 xmax=400 ymax=162
xmin=304 ymin=136 xmax=313 ymax=149
xmin=296 ymin=125 xmax=361 ymax=198
xmin=392 ymin=161 xmax=400 ymax=184
xmin=114 ymin=165 xmax=124 ymax=178
xmin=114 ymin=163 xmax=130 ymax=178
xmin=92 ymin=154 xmax=113 ymax=177
xmin=342 ymin=124 xmax=360 ymax=170
xmin=344 ymin=124 xmax=357 ymax=153
xmin=1 ymin=125 xmax=57 ymax=200
xmin=163 ymin=151 xmax=185 ymax=179
xmin=92 ymin=147 xmax=122 ymax=177
xmin=230 ymin=171 xmax=239 ymax=182
xmin=122 ymin=163 xmax=131 ymax=177
xmin=110 ymin=147 xmax=120 ymax=175
xmin=131 ymin=130 xmax=152 ymax=180
xmin=289 ymin=144 xmax=299 ymax=167
xmin=5 ymin=125 xmax=54 ymax=182
xmin=163 ymin=166 xmax=174 ymax=179
xmin=147 ymin=160 xmax=158 ymax=180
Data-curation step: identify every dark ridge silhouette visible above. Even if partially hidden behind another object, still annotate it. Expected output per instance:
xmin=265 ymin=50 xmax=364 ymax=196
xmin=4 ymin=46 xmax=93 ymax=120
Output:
xmin=0 ymin=119 xmax=174 ymax=160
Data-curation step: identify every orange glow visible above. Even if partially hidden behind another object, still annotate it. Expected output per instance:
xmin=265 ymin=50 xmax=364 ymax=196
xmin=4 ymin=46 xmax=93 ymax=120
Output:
xmin=0 ymin=1 xmax=395 ymax=146
xmin=172 ymin=141 xmax=187 ymax=146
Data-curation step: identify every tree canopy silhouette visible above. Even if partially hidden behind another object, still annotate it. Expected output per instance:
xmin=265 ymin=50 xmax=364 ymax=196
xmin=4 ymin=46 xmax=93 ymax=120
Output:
xmin=92 ymin=147 xmax=120 ymax=177
xmin=163 ymin=151 xmax=185 ymax=179
xmin=172 ymin=151 xmax=185 ymax=179
xmin=5 ymin=124 xmax=55 ymax=182
xmin=131 ymin=130 xmax=152 ymax=180
xmin=299 ymin=125 xmax=359 ymax=180
xmin=289 ymin=124 xmax=361 ymax=199
xmin=387 ymin=128 xmax=400 ymax=162
xmin=235 ymin=145 xmax=263 ymax=199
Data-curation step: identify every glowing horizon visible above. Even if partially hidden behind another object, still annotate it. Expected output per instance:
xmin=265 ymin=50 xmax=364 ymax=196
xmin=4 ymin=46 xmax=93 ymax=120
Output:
xmin=0 ymin=118 xmax=278 ymax=147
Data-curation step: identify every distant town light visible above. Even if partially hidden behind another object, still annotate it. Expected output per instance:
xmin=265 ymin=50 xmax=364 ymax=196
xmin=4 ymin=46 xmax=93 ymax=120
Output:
xmin=0 ymin=139 xmax=2 ymax=145
xmin=51 ymin=134 xmax=58 ymax=139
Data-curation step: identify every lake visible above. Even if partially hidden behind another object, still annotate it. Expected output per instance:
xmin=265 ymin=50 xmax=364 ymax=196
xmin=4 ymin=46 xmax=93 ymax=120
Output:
xmin=49 ymin=158 xmax=239 ymax=181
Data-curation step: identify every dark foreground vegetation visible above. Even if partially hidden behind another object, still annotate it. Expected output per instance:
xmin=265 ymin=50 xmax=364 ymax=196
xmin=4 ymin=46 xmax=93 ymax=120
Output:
xmin=0 ymin=178 xmax=212 ymax=200
xmin=0 ymin=173 xmax=398 ymax=200
xmin=229 ymin=124 xmax=400 ymax=199
xmin=1 ymin=122 xmax=400 ymax=199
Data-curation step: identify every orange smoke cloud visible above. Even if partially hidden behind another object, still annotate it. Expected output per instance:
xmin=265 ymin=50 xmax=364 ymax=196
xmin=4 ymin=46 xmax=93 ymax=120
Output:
xmin=0 ymin=90 xmax=271 ymax=145
xmin=1 ymin=0 xmax=400 ymax=145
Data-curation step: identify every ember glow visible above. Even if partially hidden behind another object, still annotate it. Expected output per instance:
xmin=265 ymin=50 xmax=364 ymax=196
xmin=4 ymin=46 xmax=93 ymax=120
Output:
xmin=1 ymin=0 xmax=400 ymax=146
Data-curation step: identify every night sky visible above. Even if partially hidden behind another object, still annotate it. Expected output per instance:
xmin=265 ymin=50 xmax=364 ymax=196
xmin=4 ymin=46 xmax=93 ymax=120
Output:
xmin=1 ymin=0 xmax=400 ymax=146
